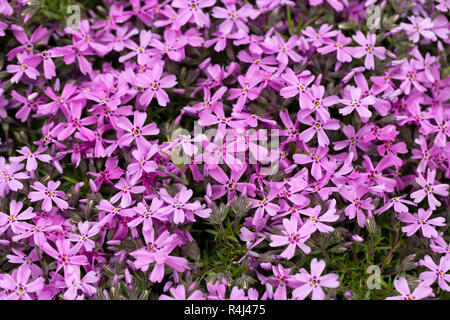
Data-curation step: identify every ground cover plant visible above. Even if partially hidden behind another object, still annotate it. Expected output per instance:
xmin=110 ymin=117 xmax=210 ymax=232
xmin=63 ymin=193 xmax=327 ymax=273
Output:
xmin=0 ymin=0 xmax=449 ymax=300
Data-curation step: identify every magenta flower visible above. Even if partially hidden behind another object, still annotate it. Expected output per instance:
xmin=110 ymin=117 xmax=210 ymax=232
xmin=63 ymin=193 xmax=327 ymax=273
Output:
xmin=127 ymin=144 xmax=158 ymax=181
xmin=392 ymin=59 xmax=426 ymax=95
xmin=28 ymin=181 xmax=69 ymax=212
xmin=317 ymin=32 xmax=352 ymax=63
xmin=130 ymin=228 xmax=189 ymax=283
xmin=134 ymin=62 xmax=177 ymax=107
xmin=386 ymin=277 xmax=433 ymax=300
xmin=400 ymin=16 xmax=436 ymax=43
xmin=159 ymin=284 xmax=206 ymax=300
xmin=9 ymin=146 xmax=52 ymax=172
xmin=419 ymin=255 xmax=450 ymax=291
xmin=399 ymin=208 xmax=445 ymax=238
xmin=0 ymin=264 xmax=44 ymax=300
xmin=119 ymin=30 xmax=153 ymax=65
xmin=410 ymin=169 xmax=449 ymax=211
xmin=339 ymin=86 xmax=375 ymax=120
xmin=0 ymin=200 xmax=35 ymax=235
xmin=0 ymin=162 xmax=29 ymax=195
xmin=172 ymin=0 xmax=215 ymax=28
xmin=126 ymin=197 xmax=167 ymax=231
xmin=68 ymin=221 xmax=100 ymax=253
xmin=375 ymin=195 xmax=416 ymax=215
xmin=302 ymin=24 xmax=337 ymax=47
xmin=7 ymin=53 xmax=40 ymax=83
xmin=301 ymin=199 xmax=339 ymax=233
xmin=228 ymin=73 xmax=262 ymax=113
xmin=42 ymin=239 xmax=89 ymax=273
xmin=292 ymin=258 xmax=339 ymax=300
xmin=6 ymin=249 xmax=42 ymax=279
xmin=211 ymin=3 xmax=254 ymax=34
xmin=339 ymin=185 xmax=375 ymax=228
xmin=279 ymin=68 xmax=315 ymax=109
xmin=7 ymin=25 xmax=48 ymax=61
xmin=269 ymin=215 xmax=315 ymax=259
xmin=298 ymin=115 xmax=340 ymax=147
xmin=64 ymin=270 xmax=99 ymax=300
xmin=333 ymin=124 xmax=371 ymax=160
xmin=117 ymin=111 xmax=159 ymax=150
xmin=159 ymin=186 xmax=202 ymax=224
xmin=293 ymin=146 xmax=330 ymax=181
xmin=264 ymin=265 xmax=302 ymax=300
xmin=110 ymin=175 xmax=146 ymax=208
xmin=350 ymin=32 xmax=385 ymax=70
xmin=299 ymin=84 xmax=339 ymax=121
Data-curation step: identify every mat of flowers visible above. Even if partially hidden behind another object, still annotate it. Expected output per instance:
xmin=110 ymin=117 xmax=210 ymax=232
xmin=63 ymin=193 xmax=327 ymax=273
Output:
xmin=0 ymin=0 xmax=449 ymax=300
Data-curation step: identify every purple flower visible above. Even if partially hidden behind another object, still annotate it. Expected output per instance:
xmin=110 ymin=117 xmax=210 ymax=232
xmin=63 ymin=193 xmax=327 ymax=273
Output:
xmin=117 ymin=111 xmax=159 ymax=150
xmin=134 ymin=61 xmax=177 ymax=107
xmin=419 ymin=255 xmax=450 ymax=291
xmin=339 ymin=86 xmax=375 ymax=120
xmin=399 ymin=208 xmax=445 ymax=238
xmin=159 ymin=284 xmax=206 ymax=300
xmin=126 ymin=197 xmax=167 ymax=231
xmin=350 ymin=32 xmax=385 ymax=70
xmin=110 ymin=174 xmax=146 ymax=208
xmin=410 ymin=169 xmax=449 ymax=211
xmin=269 ymin=215 xmax=315 ymax=259
xmin=0 ymin=200 xmax=35 ymax=235
xmin=130 ymin=228 xmax=189 ymax=283
xmin=292 ymin=258 xmax=339 ymax=300
xmin=159 ymin=186 xmax=202 ymax=224
xmin=172 ymin=0 xmax=215 ymax=28
xmin=386 ymin=277 xmax=433 ymax=300
xmin=0 ymin=264 xmax=44 ymax=300
xmin=28 ymin=181 xmax=69 ymax=212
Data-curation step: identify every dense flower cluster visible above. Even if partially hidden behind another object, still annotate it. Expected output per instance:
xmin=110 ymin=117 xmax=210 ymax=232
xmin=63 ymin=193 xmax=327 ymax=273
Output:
xmin=0 ymin=0 xmax=449 ymax=300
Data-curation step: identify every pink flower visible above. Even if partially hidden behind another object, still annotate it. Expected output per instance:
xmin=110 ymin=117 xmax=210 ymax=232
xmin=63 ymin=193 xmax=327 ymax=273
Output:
xmin=68 ymin=221 xmax=100 ymax=253
xmin=42 ymin=239 xmax=89 ymax=273
xmin=317 ymin=32 xmax=352 ymax=63
xmin=410 ymin=169 xmax=449 ymax=211
xmin=279 ymin=68 xmax=315 ymax=109
xmin=63 ymin=269 xmax=99 ymax=300
xmin=298 ymin=115 xmax=340 ymax=147
xmin=302 ymin=24 xmax=338 ymax=47
xmin=172 ymin=0 xmax=216 ymax=28
xmin=134 ymin=62 xmax=177 ymax=107
xmin=0 ymin=200 xmax=35 ymax=235
xmin=110 ymin=175 xmax=146 ymax=208
xmin=269 ymin=215 xmax=315 ymax=259
xmin=339 ymin=185 xmax=375 ymax=228
xmin=350 ymin=31 xmax=385 ymax=70
xmin=126 ymin=197 xmax=168 ymax=231
xmin=399 ymin=208 xmax=445 ymax=238
xmin=386 ymin=277 xmax=433 ymax=300
xmin=119 ymin=30 xmax=153 ymax=65
xmin=0 ymin=264 xmax=44 ymax=300
xmin=0 ymin=162 xmax=29 ymax=195
xmin=419 ymin=255 xmax=450 ymax=291
xmin=159 ymin=284 xmax=206 ymax=300
xmin=211 ymin=3 xmax=254 ymax=34
xmin=292 ymin=258 xmax=339 ymax=300
xmin=117 ymin=111 xmax=159 ymax=150
xmin=28 ymin=181 xmax=69 ymax=212
xmin=339 ymin=86 xmax=375 ymax=120
xmin=159 ymin=186 xmax=202 ymax=224
xmin=7 ymin=53 xmax=40 ymax=83
xmin=130 ymin=228 xmax=189 ymax=283
xmin=301 ymin=199 xmax=339 ymax=233
xmin=9 ymin=146 xmax=52 ymax=172
xmin=400 ymin=16 xmax=436 ymax=43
